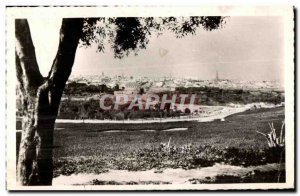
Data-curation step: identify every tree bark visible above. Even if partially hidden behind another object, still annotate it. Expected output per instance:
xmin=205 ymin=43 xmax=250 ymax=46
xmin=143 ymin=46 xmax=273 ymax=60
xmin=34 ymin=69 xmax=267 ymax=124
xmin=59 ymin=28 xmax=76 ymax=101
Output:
xmin=16 ymin=18 xmax=83 ymax=185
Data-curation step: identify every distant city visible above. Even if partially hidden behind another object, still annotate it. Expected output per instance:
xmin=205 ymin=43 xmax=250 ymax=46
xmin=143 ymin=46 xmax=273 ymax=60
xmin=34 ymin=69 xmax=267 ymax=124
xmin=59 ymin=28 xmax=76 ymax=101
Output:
xmin=68 ymin=71 xmax=283 ymax=94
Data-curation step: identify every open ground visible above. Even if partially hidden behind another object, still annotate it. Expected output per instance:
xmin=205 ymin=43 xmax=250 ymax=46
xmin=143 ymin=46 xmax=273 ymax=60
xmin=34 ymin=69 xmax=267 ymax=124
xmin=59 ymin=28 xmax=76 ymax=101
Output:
xmin=52 ymin=106 xmax=284 ymax=159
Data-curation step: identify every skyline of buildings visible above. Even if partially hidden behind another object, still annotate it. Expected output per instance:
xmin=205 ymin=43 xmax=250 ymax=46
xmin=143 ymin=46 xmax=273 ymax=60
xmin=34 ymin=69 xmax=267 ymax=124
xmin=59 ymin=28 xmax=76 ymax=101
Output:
xmin=68 ymin=71 xmax=284 ymax=92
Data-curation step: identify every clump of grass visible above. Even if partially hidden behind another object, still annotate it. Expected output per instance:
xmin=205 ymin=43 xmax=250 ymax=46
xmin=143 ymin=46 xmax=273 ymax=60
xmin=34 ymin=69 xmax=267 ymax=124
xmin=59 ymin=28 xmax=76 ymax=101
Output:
xmin=91 ymin=179 xmax=122 ymax=185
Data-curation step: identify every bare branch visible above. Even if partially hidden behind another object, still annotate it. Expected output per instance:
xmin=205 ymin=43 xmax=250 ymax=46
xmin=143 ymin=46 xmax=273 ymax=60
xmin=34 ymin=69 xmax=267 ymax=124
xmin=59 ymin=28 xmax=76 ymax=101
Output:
xmin=15 ymin=19 xmax=43 ymax=89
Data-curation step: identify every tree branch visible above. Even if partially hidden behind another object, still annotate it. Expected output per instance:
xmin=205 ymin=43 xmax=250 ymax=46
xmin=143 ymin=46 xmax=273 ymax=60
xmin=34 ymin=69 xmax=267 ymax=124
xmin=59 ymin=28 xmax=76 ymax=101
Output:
xmin=15 ymin=19 xmax=43 ymax=90
xmin=15 ymin=52 xmax=24 ymax=93
xmin=47 ymin=18 xmax=84 ymax=112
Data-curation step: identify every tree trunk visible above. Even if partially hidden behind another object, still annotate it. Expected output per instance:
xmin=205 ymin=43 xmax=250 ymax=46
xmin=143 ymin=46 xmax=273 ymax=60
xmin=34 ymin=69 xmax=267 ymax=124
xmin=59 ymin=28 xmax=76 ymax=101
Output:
xmin=17 ymin=87 xmax=55 ymax=185
xmin=15 ymin=18 xmax=83 ymax=185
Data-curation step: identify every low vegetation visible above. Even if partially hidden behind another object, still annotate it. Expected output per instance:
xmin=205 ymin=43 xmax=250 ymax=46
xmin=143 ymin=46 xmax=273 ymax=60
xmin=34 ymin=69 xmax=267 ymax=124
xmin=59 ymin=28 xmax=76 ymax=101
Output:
xmin=53 ymin=144 xmax=285 ymax=178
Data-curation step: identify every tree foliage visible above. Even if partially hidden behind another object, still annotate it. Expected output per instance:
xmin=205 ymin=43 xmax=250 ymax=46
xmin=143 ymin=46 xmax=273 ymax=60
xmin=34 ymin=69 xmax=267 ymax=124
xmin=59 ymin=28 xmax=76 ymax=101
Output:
xmin=80 ymin=16 xmax=227 ymax=58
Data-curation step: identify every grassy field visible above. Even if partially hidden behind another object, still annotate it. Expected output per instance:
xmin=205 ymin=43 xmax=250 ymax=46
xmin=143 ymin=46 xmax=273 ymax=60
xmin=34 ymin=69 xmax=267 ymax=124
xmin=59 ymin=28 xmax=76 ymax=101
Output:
xmin=53 ymin=106 xmax=285 ymax=159
xmin=49 ymin=106 xmax=286 ymax=180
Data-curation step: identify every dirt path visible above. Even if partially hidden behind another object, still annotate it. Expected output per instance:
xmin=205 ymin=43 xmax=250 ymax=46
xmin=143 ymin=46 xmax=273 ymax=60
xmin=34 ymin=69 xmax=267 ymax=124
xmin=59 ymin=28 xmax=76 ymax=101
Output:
xmin=53 ymin=163 xmax=283 ymax=185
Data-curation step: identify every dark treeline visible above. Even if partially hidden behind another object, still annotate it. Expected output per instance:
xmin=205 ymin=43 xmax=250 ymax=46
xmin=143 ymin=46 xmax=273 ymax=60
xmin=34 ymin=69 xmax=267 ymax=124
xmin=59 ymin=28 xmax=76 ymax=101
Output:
xmin=64 ymin=81 xmax=117 ymax=95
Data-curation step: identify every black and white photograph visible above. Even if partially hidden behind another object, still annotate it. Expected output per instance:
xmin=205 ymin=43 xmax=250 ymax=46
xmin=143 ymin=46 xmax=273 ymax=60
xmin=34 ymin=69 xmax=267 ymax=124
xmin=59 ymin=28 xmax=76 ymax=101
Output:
xmin=5 ymin=6 xmax=294 ymax=190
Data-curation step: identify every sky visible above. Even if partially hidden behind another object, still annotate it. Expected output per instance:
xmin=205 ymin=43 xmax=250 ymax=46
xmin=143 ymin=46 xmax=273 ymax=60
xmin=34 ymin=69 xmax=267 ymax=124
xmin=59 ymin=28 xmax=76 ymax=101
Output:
xmin=28 ymin=16 xmax=284 ymax=82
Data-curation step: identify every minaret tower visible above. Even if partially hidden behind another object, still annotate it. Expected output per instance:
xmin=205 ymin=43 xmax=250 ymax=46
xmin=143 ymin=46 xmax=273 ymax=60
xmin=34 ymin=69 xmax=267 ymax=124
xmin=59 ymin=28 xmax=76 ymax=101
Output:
xmin=215 ymin=71 xmax=219 ymax=82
